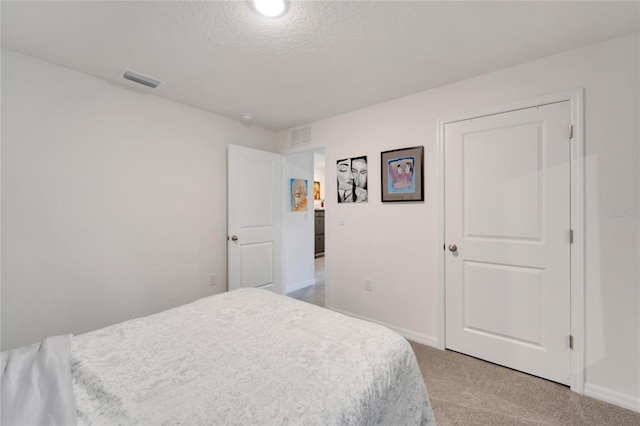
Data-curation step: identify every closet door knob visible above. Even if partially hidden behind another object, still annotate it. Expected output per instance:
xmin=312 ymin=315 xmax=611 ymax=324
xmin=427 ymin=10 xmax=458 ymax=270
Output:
xmin=448 ymin=244 xmax=458 ymax=252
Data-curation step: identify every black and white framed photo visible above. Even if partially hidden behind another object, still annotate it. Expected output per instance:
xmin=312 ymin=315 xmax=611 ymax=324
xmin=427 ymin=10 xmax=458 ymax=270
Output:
xmin=336 ymin=156 xmax=368 ymax=203
xmin=381 ymin=146 xmax=424 ymax=202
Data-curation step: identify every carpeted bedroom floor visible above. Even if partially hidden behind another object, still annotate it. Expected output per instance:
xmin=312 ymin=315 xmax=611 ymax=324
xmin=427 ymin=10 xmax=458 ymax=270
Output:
xmin=410 ymin=341 xmax=640 ymax=426
xmin=288 ymin=257 xmax=639 ymax=425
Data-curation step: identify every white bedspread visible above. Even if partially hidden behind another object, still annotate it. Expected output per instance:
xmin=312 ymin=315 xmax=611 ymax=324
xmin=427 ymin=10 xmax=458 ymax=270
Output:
xmin=1 ymin=334 xmax=77 ymax=426
xmin=71 ymin=288 xmax=436 ymax=425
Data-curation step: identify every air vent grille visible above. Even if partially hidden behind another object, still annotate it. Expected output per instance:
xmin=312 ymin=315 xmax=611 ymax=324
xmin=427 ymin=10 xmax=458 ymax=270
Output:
xmin=121 ymin=69 xmax=162 ymax=89
xmin=291 ymin=126 xmax=312 ymax=146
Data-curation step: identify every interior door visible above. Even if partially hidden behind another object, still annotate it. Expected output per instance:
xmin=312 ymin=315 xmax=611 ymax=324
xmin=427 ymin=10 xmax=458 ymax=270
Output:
xmin=227 ymin=144 xmax=282 ymax=294
xmin=444 ymin=102 xmax=571 ymax=385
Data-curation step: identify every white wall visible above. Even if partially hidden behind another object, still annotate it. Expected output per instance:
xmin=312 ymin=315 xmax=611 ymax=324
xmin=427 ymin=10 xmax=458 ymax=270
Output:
xmin=278 ymin=33 xmax=640 ymax=407
xmin=1 ymin=49 xmax=278 ymax=350
xmin=282 ymin=151 xmax=315 ymax=293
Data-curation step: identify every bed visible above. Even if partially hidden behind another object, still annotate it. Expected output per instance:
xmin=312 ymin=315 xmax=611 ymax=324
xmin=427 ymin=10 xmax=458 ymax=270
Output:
xmin=2 ymin=288 xmax=436 ymax=425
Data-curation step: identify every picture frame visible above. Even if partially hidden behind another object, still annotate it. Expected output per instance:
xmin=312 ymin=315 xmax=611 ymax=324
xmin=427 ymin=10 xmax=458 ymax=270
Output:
xmin=381 ymin=146 xmax=424 ymax=202
xmin=290 ymin=178 xmax=309 ymax=211
xmin=336 ymin=156 xmax=368 ymax=203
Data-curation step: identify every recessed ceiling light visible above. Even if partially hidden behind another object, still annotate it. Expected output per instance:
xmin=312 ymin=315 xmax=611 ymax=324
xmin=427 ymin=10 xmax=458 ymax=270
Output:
xmin=241 ymin=113 xmax=254 ymax=127
xmin=251 ymin=0 xmax=289 ymax=18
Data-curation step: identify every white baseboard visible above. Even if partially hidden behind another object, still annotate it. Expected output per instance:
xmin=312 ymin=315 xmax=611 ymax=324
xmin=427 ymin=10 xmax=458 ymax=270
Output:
xmin=584 ymin=383 xmax=640 ymax=413
xmin=286 ymin=279 xmax=315 ymax=294
xmin=328 ymin=307 xmax=439 ymax=349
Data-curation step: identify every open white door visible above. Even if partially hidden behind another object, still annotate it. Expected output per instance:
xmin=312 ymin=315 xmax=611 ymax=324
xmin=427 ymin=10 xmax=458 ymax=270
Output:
xmin=228 ymin=144 xmax=282 ymax=294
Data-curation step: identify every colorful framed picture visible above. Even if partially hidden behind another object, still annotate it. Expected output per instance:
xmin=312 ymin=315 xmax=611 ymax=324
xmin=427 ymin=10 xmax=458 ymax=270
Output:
xmin=314 ymin=181 xmax=321 ymax=200
xmin=381 ymin=146 xmax=424 ymax=202
xmin=290 ymin=179 xmax=308 ymax=211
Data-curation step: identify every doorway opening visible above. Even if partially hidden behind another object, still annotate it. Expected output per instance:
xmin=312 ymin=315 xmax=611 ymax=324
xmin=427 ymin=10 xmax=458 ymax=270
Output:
xmin=286 ymin=148 xmax=326 ymax=307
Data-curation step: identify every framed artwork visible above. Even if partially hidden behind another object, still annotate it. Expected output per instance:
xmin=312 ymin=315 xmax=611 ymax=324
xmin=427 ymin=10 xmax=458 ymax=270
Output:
xmin=314 ymin=181 xmax=321 ymax=200
xmin=336 ymin=156 xmax=368 ymax=203
xmin=290 ymin=179 xmax=308 ymax=211
xmin=381 ymin=146 xmax=424 ymax=202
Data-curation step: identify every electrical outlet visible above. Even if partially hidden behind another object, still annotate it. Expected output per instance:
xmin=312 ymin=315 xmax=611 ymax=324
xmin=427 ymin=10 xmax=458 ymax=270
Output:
xmin=209 ymin=274 xmax=218 ymax=286
xmin=365 ymin=279 xmax=373 ymax=291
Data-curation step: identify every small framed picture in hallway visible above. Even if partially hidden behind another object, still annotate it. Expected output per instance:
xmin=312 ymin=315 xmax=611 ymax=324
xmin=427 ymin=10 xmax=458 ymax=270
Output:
xmin=290 ymin=179 xmax=309 ymax=211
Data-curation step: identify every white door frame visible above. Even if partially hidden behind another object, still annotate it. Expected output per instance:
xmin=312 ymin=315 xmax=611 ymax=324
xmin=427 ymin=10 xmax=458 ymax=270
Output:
xmin=437 ymin=89 xmax=585 ymax=393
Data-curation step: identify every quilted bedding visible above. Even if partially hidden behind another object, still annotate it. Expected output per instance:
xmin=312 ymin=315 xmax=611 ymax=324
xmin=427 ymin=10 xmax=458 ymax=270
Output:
xmin=3 ymin=288 xmax=436 ymax=425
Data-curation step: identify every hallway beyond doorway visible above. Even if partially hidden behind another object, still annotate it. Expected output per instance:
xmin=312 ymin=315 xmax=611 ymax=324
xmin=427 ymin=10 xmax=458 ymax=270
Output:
xmin=288 ymin=256 xmax=325 ymax=307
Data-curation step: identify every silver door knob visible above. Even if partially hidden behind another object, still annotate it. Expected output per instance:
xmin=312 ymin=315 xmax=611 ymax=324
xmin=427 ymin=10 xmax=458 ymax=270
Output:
xmin=448 ymin=244 xmax=458 ymax=252
xmin=231 ymin=235 xmax=238 ymax=242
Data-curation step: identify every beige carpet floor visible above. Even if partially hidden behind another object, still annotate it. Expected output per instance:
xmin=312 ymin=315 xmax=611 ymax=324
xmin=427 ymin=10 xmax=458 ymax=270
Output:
xmin=410 ymin=341 xmax=640 ymax=426
xmin=286 ymin=257 xmax=638 ymax=425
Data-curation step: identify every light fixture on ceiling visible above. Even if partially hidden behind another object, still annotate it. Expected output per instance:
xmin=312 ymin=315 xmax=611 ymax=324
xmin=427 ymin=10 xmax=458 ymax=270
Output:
xmin=251 ymin=0 xmax=289 ymax=18
xmin=241 ymin=113 xmax=254 ymax=127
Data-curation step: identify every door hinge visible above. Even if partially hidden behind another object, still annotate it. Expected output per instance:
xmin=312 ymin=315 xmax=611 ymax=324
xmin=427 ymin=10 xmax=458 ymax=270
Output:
xmin=569 ymin=124 xmax=574 ymax=139
xmin=569 ymin=335 xmax=574 ymax=350
xmin=569 ymin=229 xmax=574 ymax=244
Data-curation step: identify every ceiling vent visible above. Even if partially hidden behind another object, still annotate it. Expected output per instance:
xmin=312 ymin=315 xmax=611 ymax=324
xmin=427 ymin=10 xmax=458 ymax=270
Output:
xmin=291 ymin=126 xmax=312 ymax=146
xmin=121 ymin=69 xmax=162 ymax=89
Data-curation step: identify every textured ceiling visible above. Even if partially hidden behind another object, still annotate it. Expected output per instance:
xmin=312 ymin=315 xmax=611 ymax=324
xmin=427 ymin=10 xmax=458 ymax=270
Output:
xmin=2 ymin=1 xmax=639 ymax=130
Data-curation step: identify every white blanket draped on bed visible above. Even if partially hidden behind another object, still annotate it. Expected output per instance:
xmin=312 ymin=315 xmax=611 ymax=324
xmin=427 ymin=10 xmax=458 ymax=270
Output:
xmin=71 ymin=288 xmax=436 ymax=425
xmin=1 ymin=334 xmax=77 ymax=426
